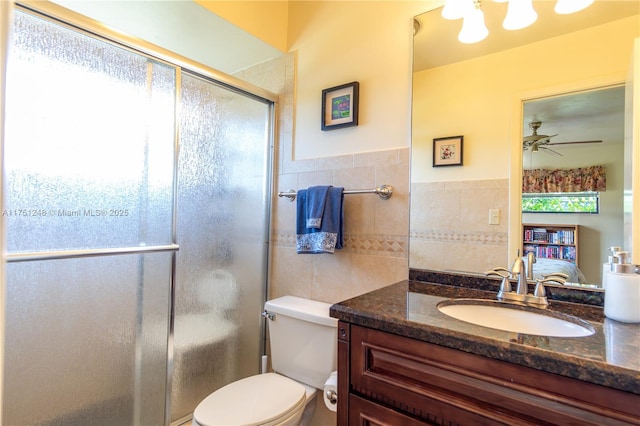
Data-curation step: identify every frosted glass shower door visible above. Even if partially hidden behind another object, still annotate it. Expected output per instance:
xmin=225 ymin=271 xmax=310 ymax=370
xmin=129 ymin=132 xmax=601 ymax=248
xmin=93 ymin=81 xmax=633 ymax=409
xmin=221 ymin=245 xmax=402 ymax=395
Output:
xmin=171 ymin=73 xmax=272 ymax=421
xmin=3 ymin=10 xmax=176 ymax=426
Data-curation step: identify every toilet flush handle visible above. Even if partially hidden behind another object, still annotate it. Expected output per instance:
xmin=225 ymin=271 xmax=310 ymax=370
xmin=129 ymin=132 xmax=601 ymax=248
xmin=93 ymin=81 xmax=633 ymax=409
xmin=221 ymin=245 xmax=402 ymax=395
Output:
xmin=261 ymin=310 xmax=275 ymax=321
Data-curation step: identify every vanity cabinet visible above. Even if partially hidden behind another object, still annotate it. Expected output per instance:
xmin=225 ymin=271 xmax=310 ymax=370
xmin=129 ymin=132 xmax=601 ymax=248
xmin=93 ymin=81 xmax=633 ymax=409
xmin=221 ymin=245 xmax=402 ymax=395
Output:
xmin=337 ymin=322 xmax=639 ymax=426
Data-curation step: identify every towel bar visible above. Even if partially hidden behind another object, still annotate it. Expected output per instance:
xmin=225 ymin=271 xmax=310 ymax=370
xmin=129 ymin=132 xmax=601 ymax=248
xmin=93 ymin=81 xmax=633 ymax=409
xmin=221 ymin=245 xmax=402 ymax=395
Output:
xmin=278 ymin=184 xmax=393 ymax=202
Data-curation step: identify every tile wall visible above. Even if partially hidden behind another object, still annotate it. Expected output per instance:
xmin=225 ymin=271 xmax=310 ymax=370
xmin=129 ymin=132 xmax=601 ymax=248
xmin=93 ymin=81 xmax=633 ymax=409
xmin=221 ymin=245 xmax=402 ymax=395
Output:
xmin=410 ymin=179 xmax=509 ymax=274
xmin=271 ymin=147 xmax=410 ymax=303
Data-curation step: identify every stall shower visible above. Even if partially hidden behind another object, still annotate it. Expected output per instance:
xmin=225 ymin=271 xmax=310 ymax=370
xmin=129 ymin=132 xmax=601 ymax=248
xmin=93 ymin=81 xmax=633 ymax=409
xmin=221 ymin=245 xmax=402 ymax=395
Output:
xmin=2 ymin=6 xmax=274 ymax=425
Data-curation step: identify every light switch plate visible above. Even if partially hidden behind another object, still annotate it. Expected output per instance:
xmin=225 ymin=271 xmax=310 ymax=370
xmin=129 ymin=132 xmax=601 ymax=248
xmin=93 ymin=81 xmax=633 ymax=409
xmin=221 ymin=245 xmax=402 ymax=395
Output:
xmin=489 ymin=209 xmax=500 ymax=225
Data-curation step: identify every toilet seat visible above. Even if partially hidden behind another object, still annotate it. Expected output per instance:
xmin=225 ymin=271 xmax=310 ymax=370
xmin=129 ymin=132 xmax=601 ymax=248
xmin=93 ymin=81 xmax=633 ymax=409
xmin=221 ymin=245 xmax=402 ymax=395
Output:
xmin=193 ymin=373 xmax=307 ymax=426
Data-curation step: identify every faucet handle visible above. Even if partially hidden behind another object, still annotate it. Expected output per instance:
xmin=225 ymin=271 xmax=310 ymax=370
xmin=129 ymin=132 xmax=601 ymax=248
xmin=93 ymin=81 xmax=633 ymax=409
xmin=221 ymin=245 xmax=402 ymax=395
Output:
xmin=541 ymin=272 xmax=569 ymax=281
xmin=485 ymin=267 xmax=510 ymax=278
xmin=486 ymin=268 xmax=513 ymax=297
xmin=534 ymin=277 xmax=566 ymax=297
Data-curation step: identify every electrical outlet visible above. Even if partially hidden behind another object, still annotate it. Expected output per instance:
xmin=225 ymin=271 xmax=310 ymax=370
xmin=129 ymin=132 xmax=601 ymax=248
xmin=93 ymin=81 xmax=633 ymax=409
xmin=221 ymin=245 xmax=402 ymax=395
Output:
xmin=489 ymin=209 xmax=500 ymax=225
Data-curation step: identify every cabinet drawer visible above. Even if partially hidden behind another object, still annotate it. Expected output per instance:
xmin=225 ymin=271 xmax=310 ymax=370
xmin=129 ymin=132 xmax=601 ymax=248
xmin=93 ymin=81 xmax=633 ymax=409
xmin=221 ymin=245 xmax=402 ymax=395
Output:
xmin=349 ymin=394 xmax=431 ymax=426
xmin=350 ymin=325 xmax=639 ymax=425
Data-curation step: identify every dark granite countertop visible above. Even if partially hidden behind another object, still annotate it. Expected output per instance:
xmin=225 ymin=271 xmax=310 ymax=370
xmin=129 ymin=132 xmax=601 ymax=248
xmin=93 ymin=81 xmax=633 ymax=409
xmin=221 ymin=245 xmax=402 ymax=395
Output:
xmin=330 ymin=274 xmax=640 ymax=395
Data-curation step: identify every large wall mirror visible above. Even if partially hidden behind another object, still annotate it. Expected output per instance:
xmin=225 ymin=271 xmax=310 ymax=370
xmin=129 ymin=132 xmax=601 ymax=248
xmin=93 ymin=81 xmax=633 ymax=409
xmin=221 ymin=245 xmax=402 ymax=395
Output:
xmin=410 ymin=1 xmax=640 ymax=287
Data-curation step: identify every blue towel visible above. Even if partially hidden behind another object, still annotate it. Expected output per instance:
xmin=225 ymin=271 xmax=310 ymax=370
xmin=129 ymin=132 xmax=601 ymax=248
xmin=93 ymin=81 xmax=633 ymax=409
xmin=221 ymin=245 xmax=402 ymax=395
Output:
xmin=305 ymin=186 xmax=330 ymax=229
xmin=296 ymin=186 xmax=344 ymax=254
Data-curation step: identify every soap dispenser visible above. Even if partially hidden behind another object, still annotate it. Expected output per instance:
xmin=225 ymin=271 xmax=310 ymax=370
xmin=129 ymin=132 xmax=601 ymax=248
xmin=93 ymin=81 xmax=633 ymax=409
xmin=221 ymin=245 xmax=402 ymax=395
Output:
xmin=602 ymin=246 xmax=622 ymax=289
xmin=604 ymin=251 xmax=640 ymax=323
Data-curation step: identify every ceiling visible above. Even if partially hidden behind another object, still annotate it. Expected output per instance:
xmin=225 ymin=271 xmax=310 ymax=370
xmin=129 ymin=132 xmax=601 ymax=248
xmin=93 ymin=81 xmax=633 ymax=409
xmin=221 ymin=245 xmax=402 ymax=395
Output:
xmin=522 ymin=85 xmax=625 ymax=150
xmin=413 ymin=1 xmax=640 ymax=72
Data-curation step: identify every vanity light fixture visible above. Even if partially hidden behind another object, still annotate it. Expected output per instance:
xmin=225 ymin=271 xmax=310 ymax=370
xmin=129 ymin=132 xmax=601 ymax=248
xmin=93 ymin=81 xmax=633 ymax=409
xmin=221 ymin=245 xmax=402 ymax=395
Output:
xmin=503 ymin=0 xmax=537 ymax=30
xmin=554 ymin=0 xmax=594 ymax=15
xmin=458 ymin=1 xmax=489 ymax=44
xmin=441 ymin=0 xmax=595 ymax=44
xmin=441 ymin=0 xmax=475 ymax=20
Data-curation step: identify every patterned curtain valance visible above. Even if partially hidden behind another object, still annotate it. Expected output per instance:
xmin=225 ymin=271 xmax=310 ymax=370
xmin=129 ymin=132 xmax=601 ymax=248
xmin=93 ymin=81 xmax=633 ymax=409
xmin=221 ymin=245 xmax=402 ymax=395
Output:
xmin=522 ymin=165 xmax=606 ymax=193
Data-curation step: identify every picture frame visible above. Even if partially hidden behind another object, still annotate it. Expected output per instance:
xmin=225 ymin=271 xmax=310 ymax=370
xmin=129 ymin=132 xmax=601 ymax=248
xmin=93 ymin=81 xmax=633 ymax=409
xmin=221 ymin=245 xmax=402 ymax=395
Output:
xmin=321 ymin=81 xmax=359 ymax=131
xmin=433 ymin=135 xmax=463 ymax=167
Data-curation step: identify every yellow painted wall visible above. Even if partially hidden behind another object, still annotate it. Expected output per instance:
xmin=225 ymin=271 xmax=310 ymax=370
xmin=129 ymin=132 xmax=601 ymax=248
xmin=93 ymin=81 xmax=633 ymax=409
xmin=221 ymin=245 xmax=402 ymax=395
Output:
xmin=412 ymin=15 xmax=640 ymax=183
xmin=195 ymin=1 xmax=288 ymax=52
xmin=195 ymin=1 xmax=439 ymax=159
xmin=0 ymin=1 xmax=9 ymax=419
xmin=288 ymin=1 xmax=434 ymax=159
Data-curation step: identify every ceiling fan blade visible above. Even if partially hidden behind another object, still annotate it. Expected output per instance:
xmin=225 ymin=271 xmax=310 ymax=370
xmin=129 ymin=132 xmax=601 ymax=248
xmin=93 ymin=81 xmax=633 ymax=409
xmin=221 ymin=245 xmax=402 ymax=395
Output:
xmin=524 ymin=133 xmax=557 ymax=143
xmin=539 ymin=146 xmax=563 ymax=156
xmin=547 ymin=140 xmax=603 ymax=146
xmin=534 ymin=134 xmax=559 ymax=144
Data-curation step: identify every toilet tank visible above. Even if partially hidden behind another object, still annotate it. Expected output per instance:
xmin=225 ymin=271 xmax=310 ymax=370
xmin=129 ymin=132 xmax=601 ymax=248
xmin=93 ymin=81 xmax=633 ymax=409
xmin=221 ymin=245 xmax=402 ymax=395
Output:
xmin=264 ymin=296 xmax=338 ymax=389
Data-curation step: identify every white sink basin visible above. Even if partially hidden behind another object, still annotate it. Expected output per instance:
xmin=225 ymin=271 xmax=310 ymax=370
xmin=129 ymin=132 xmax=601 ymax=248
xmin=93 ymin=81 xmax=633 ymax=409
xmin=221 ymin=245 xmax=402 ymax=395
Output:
xmin=437 ymin=299 xmax=595 ymax=337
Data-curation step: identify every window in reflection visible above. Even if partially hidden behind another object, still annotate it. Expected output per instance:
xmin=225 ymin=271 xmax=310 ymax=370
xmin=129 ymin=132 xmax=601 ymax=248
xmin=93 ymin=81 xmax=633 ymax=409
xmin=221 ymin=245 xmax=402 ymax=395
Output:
xmin=522 ymin=192 xmax=599 ymax=214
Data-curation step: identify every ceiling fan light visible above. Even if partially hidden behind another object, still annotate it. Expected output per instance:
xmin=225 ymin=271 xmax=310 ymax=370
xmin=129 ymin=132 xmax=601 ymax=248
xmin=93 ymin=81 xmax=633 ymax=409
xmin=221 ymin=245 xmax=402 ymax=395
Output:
xmin=442 ymin=0 xmax=475 ymax=20
xmin=458 ymin=7 xmax=489 ymax=44
xmin=554 ymin=0 xmax=594 ymax=14
xmin=503 ymin=0 xmax=538 ymax=30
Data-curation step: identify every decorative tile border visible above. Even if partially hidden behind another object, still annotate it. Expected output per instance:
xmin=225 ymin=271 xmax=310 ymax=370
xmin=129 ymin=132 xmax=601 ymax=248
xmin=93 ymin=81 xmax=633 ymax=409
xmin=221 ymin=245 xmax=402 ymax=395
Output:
xmin=272 ymin=230 xmax=408 ymax=257
xmin=410 ymin=229 xmax=508 ymax=245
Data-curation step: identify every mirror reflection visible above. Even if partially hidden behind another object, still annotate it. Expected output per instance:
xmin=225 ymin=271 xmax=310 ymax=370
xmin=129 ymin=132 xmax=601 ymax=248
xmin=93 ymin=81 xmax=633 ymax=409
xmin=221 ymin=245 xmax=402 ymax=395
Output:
xmin=521 ymin=86 xmax=624 ymax=285
xmin=410 ymin=1 xmax=639 ymax=286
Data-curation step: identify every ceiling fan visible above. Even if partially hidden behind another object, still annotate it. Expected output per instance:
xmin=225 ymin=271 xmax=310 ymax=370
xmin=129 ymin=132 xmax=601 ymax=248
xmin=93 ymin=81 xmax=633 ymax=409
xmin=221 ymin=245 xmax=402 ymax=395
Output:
xmin=522 ymin=120 xmax=602 ymax=156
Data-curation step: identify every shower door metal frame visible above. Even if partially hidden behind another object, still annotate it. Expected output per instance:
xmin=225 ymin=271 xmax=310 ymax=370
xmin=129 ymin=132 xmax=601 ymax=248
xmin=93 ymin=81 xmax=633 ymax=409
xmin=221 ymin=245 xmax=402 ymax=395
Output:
xmin=6 ymin=2 xmax=279 ymax=424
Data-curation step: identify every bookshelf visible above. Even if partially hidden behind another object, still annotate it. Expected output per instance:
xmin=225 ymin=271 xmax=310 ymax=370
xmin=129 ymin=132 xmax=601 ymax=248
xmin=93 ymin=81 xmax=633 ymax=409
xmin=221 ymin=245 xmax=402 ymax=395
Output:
xmin=522 ymin=223 xmax=579 ymax=265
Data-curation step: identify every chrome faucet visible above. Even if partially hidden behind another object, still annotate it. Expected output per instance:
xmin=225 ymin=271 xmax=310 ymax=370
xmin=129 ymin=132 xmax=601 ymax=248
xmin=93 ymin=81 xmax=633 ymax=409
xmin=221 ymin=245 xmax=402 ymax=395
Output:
xmin=511 ymin=253 xmax=528 ymax=295
xmin=488 ymin=252 xmax=567 ymax=308
xmin=526 ymin=251 xmax=536 ymax=281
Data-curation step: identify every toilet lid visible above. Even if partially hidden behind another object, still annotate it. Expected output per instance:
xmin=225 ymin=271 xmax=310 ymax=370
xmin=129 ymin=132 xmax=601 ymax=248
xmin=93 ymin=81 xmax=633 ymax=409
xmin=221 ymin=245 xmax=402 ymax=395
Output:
xmin=193 ymin=373 xmax=306 ymax=426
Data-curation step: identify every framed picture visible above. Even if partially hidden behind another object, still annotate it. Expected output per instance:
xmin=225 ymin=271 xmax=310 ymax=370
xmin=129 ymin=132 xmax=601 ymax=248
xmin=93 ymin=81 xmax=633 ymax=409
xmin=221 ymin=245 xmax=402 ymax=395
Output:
xmin=321 ymin=81 xmax=359 ymax=131
xmin=433 ymin=135 xmax=463 ymax=167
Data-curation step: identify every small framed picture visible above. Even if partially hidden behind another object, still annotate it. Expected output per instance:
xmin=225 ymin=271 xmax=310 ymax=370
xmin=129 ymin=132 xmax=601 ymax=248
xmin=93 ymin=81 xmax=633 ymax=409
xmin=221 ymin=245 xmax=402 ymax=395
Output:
xmin=433 ymin=135 xmax=463 ymax=167
xmin=321 ymin=81 xmax=359 ymax=131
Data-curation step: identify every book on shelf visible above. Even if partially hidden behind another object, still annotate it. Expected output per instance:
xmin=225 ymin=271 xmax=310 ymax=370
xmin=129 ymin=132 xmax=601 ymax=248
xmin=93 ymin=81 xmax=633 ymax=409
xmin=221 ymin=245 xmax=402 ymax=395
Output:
xmin=532 ymin=228 xmax=547 ymax=242
xmin=523 ymin=245 xmax=576 ymax=263
xmin=522 ymin=224 xmax=578 ymax=265
xmin=523 ymin=227 xmax=574 ymax=245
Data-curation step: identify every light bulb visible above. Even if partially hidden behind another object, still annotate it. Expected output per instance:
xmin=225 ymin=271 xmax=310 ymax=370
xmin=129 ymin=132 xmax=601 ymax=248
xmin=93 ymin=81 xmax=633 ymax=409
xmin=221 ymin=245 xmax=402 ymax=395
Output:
xmin=503 ymin=0 xmax=538 ymax=30
xmin=458 ymin=7 xmax=489 ymax=44
xmin=554 ymin=0 xmax=594 ymax=14
xmin=442 ymin=0 xmax=475 ymax=20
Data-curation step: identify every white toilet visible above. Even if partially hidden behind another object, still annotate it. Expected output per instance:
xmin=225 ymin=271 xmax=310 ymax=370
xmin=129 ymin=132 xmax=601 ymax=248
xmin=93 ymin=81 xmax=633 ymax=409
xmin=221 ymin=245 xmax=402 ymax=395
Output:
xmin=192 ymin=295 xmax=338 ymax=426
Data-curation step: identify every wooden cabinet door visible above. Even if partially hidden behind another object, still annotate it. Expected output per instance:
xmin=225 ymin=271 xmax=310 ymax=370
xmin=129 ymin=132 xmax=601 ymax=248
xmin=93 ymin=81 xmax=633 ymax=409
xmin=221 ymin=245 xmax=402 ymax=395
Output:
xmin=349 ymin=394 xmax=432 ymax=426
xmin=348 ymin=325 xmax=640 ymax=426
